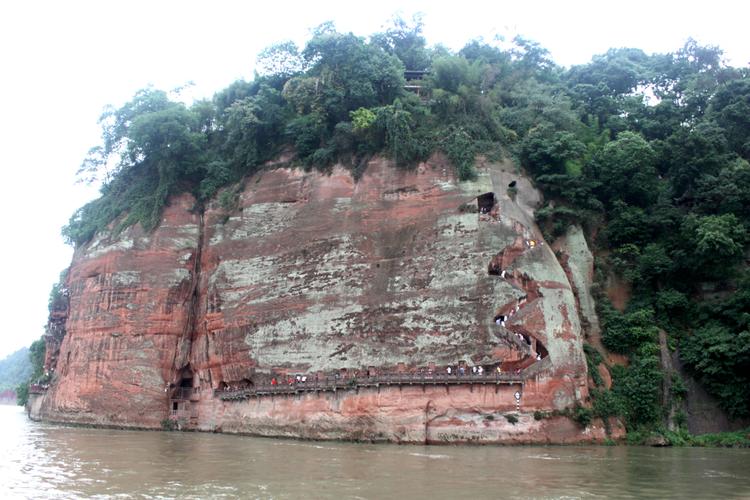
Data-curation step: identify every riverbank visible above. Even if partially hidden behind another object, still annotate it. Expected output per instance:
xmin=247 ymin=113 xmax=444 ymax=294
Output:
xmin=27 ymin=392 xmax=749 ymax=448
xmin=6 ymin=406 xmax=750 ymax=498
xmin=626 ymin=427 xmax=750 ymax=448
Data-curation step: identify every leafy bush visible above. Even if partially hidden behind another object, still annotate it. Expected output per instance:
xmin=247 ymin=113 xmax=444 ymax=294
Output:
xmin=520 ymin=125 xmax=586 ymax=177
xmin=161 ymin=418 xmax=178 ymax=431
xmin=441 ymin=126 xmax=476 ymax=180
xmin=681 ymin=322 xmax=750 ymax=419
xmin=610 ymin=345 xmax=663 ymax=427
xmin=691 ymin=429 xmax=750 ymax=448
xmin=601 ymin=307 xmax=659 ymax=354
xmin=584 ymin=344 xmax=605 ymax=387
xmin=14 ymin=337 xmax=46 ymax=406
xmin=679 ymin=213 xmax=748 ymax=278
xmin=286 ymin=114 xmax=325 ymax=161
xmin=591 ymin=388 xmax=624 ymax=420
xmin=573 ymin=404 xmax=593 ymax=428
xmin=15 ymin=383 xmax=29 ymax=406
xmin=350 ymin=107 xmax=377 ymax=131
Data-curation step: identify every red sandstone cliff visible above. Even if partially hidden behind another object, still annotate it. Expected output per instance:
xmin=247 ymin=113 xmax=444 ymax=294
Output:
xmin=30 ymin=156 xmax=622 ymax=443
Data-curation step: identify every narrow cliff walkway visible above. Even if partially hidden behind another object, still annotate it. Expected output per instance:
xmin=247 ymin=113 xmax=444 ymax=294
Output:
xmin=479 ymin=189 xmax=549 ymax=364
xmin=216 ymin=370 xmax=535 ymax=401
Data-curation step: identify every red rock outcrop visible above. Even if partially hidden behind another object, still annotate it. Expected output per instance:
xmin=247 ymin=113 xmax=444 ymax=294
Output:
xmin=31 ymin=156 xmax=621 ymax=443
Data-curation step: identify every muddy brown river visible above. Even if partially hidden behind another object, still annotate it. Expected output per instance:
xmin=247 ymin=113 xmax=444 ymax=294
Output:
xmin=2 ymin=406 xmax=748 ymax=499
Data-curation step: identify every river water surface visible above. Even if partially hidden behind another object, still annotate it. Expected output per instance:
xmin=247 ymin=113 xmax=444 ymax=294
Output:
xmin=2 ymin=406 xmax=749 ymax=499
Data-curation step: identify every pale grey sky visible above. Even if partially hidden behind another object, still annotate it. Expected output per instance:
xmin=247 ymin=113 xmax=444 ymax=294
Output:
xmin=0 ymin=0 xmax=747 ymax=359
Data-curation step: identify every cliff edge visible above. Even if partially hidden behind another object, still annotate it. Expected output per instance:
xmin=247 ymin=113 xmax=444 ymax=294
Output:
xmin=30 ymin=156 xmax=621 ymax=443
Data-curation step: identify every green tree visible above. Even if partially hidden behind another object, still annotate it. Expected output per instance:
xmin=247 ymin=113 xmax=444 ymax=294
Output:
xmin=679 ymin=213 xmax=747 ymax=276
xmin=694 ymin=158 xmax=750 ymax=221
xmin=350 ymin=107 xmax=376 ymax=131
xmin=219 ymin=84 xmax=288 ymax=177
xmin=603 ymin=201 xmax=652 ymax=247
xmin=441 ymin=126 xmax=476 ymax=180
xmin=611 ymin=344 xmax=663 ymax=427
xmin=371 ymin=14 xmax=430 ymax=70
xmin=637 ymin=243 xmax=673 ymax=283
xmin=29 ymin=339 xmax=45 ymax=380
xmin=588 ymin=131 xmax=659 ymax=207
xmin=709 ymin=79 xmax=750 ymax=159
xmin=255 ymin=41 xmax=304 ymax=79
xmin=660 ymin=121 xmax=732 ymax=198
xmin=602 ymin=307 xmax=659 ymax=354
xmin=378 ymin=100 xmax=420 ymax=166
xmin=17 ymin=338 xmax=46 ymax=406
xmin=520 ymin=125 xmax=586 ymax=176
xmin=64 ymin=89 xmax=207 ymax=243
xmin=681 ymin=323 xmax=750 ymax=418
xmin=302 ymin=26 xmax=405 ymax=125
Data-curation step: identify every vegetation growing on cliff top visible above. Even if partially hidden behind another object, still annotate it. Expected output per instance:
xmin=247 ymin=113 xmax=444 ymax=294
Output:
xmin=62 ymin=18 xmax=750 ymax=431
xmin=62 ymin=18 xmax=554 ymax=244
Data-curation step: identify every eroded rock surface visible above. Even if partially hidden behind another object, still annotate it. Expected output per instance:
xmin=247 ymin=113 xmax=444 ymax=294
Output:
xmin=32 ymin=156 xmax=616 ymax=443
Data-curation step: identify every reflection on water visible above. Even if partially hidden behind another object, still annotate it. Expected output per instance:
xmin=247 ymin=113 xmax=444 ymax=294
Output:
xmin=1 ymin=405 xmax=749 ymax=499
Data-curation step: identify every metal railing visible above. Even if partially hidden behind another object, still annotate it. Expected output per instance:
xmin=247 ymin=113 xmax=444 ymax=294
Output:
xmin=216 ymin=371 xmax=529 ymax=401
xmin=170 ymin=387 xmax=198 ymax=400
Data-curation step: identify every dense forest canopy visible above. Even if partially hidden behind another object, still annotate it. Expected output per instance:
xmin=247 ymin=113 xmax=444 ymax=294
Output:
xmin=60 ymin=18 xmax=750 ymax=432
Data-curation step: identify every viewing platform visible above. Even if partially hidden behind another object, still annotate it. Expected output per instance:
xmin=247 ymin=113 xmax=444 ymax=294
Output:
xmin=29 ymin=384 xmax=48 ymax=394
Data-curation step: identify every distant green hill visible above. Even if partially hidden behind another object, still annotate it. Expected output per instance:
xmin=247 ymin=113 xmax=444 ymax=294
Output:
xmin=0 ymin=348 xmax=32 ymax=392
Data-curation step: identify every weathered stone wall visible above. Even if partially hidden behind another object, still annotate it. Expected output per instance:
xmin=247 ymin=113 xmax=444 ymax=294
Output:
xmin=190 ymin=383 xmax=621 ymax=444
xmin=26 ymin=393 xmax=45 ymax=420
xmin=36 ymin=156 xmax=604 ymax=442
xmin=37 ymin=195 xmax=200 ymax=427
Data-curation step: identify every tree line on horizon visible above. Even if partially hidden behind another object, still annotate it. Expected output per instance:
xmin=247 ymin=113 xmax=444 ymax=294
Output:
xmin=43 ymin=16 xmax=750 ymax=437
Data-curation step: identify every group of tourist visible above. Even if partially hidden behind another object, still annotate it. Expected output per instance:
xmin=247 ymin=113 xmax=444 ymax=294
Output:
xmin=271 ymin=374 xmax=310 ymax=386
xmin=217 ymin=355 xmax=541 ymax=392
xmin=494 ymin=294 xmax=527 ymax=328
xmin=445 ymin=364 xmax=500 ymax=376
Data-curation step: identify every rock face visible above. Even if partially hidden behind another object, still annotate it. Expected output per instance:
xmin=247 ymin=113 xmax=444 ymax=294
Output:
xmin=31 ymin=156 xmax=620 ymax=443
xmin=36 ymin=194 xmax=200 ymax=428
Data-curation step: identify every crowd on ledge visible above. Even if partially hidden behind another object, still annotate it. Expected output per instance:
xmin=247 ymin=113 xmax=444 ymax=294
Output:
xmin=217 ymin=361 xmax=540 ymax=392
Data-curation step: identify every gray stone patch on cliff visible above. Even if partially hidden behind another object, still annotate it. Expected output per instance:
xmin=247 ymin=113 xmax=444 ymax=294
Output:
xmin=110 ymin=271 xmax=141 ymax=287
xmin=85 ymin=235 xmax=136 ymax=259
xmin=211 ymin=256 xmax=282 ymax=305
xmin=332 ymin=197 xmax=352 ymax=212
xmin=490 ymin=280 xmax=526 ymax=306
xmin=434 ymin=180 xmax=456 ymax=191
xmin=157 ymin=223 xmax=200 ymax=250
xmin=231 ymin=202 xmax=301 ymax=240
xmin=540 ymin=289 xmax=585 ymax=369
xmin=167 ymin=268 xmax=191 ymax=287
xmin=558 ymin=225 xmax=600 ymax=339
xmin=515 ymin=247 xmax=570 ymax=285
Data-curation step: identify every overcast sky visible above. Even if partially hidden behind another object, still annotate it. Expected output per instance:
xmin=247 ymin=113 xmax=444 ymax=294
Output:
xmin=0 ymin=0 xmax=747 ymax=359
